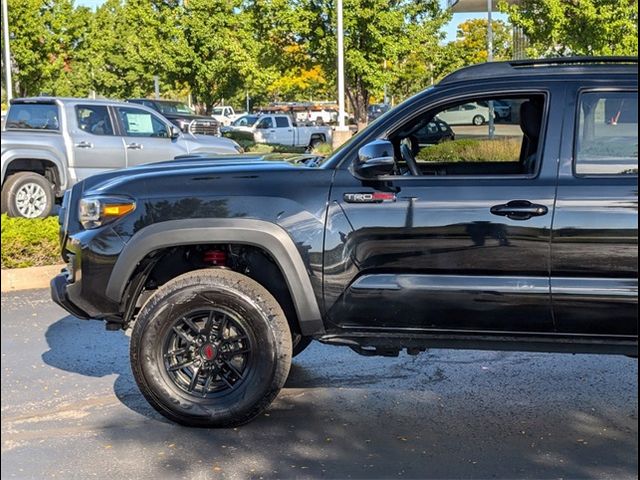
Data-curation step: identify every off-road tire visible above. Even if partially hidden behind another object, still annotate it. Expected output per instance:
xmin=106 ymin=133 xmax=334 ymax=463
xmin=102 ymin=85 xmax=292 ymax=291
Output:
xmin=130 ymin=269 xmax=293 ymax=428
xmin=1 ymin=172 xmax=54 ymax=218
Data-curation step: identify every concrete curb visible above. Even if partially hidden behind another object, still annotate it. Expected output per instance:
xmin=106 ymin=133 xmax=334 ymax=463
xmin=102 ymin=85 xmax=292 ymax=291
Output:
xmin=1 ymin=264 xmax=64 ymax=292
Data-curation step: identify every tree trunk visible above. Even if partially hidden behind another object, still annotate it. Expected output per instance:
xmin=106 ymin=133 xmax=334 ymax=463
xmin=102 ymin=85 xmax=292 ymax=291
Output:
xmin=346 ymin=78 xmax=369 ymax=132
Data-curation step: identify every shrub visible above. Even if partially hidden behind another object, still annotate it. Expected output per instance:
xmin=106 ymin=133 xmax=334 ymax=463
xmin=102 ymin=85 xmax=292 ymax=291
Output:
xmin=416 ymin=138 xmax=521 ymax=163
xmin=311 ymin=142 xmax=334 ymax=156
xmin=1 ymin=214 xmax=61 ymax=269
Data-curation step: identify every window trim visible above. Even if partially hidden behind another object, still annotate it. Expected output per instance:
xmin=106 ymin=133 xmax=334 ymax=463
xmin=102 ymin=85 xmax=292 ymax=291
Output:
xmin=356 ymin=90 xmax=550 ymax=182
xmin=572 ymin=87 xmax=638 ymax=178
xmin=74 ymin=104 xmax=116 ymax=137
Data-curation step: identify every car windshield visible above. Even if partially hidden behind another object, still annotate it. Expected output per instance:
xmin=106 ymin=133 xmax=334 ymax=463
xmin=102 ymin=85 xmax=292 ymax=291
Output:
xmin=212 ymin=108 xmax=227 ymax=115
xmin=156 ymin=102 xmax=194 ymax=115
xmin=232 ymin=115 xmax=259 ymax=127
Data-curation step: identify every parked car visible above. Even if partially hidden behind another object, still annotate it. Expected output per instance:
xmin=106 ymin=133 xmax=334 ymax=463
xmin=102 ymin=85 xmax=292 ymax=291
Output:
xmin=127 ymin=99 xmax=219 ymax=136
xmin=437 ymin=102 xmax=492 ymax=126
xmin=223 ymin=114 xmax=331 ymax=149
xmin=52 ymin=57 xmax=637 ymax=428
xmin=1 ymin=97 xmax=242 ymax=218
xmin=414 ymin=119 xmax=455 ymax=145
xmin=478 ymin=99 xmax=512 ymax=121
xmin=211 ymin=106 xmax=242 ymax=127
xmin=367 ymin=103 xmax=391 ymax=122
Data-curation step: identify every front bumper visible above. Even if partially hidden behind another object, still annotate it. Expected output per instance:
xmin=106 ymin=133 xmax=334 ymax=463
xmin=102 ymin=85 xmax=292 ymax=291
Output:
xmin=50 ymin=271 xmax=92 ymax=320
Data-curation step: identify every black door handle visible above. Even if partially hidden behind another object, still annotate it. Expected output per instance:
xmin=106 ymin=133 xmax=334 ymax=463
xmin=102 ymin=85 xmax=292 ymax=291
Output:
xmin=490 ymin=200 xmax=548 ymax=221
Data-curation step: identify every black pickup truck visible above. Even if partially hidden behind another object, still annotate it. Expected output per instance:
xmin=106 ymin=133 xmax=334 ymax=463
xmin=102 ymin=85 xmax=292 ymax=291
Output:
xmin=52 ymin=57 xmax=638 ymax=428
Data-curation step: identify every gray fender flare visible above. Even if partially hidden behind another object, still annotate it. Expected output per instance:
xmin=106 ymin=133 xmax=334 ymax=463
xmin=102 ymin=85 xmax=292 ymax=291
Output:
xmin=1 ymin=150 xmax=68 ymax=190
xmin=106 ymin=218 xmax=324 ymax=336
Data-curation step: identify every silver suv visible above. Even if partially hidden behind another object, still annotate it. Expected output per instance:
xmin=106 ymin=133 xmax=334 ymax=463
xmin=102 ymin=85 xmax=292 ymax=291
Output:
xmin=1 ymin=97 xmax=243 ymax=218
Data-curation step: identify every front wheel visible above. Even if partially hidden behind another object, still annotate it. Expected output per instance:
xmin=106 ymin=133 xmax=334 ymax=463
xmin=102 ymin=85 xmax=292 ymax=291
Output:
xmin=1 ymin=172 xmax=54 ymax=218
xmin=472 ymin=114 xmax=485 ymax=126
xmin=130 ymin=269 xmax=292 ymax=427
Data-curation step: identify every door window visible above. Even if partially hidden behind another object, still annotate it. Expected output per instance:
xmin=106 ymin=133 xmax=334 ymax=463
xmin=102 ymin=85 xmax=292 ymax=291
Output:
xmin=255 ymin=117 xmax=273 ymax=129
xmin=575 ymin=91 xmax=638 ymax=176
xmin=76 ymin=105 xmax=114 ymax=135
xmin=117 ymin=107 xmax=169 ymax=138
xmin=386 ymin=94 xmax=545 ymax=176
xmin=275 ymin=116 xmax=289 ymax=128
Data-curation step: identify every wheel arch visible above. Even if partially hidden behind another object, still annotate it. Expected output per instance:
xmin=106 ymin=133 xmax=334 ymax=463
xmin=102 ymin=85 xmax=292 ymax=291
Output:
xmin=2 ymin=152 xmax=67 ymax=194
xmin=106 ymin=218 xmax=324 ymax=336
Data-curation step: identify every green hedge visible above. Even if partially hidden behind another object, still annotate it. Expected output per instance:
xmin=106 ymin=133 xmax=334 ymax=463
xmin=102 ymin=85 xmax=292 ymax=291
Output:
xmin=416 ymin=138 xmax=521 ymax=163
xmin=1 ymin=214 xmax=61 ymax=269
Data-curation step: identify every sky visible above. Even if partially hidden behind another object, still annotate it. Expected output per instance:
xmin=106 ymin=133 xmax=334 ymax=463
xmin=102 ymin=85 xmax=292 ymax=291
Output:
xmin=75 ymin=0 xmax=507 ymax=43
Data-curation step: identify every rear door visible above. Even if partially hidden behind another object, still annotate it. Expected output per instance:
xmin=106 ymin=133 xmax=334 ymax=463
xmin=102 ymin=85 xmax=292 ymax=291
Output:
xmin=114 ymin=106 xmax=186 ymax=166
xmin=69 ymin=104 xmax=125 ymax=181
xmin=552 ymin=84 xmax=638 ymax=336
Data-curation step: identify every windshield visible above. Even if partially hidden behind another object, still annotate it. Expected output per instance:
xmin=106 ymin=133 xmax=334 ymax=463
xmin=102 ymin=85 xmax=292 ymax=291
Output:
xmin=212 ymin=108 xmax=226 ymax=115
xmin=156 ymin=102 xmax=194 ymax=115
xmin=232 ymin=115 xmax=259 ymax=127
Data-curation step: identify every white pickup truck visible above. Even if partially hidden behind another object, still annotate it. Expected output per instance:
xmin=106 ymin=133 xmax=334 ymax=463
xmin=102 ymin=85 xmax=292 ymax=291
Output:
xmin=225 ymin=114 xmax=332 ymax=149
xmin=210 ymin=106 xmax=242 ymax=126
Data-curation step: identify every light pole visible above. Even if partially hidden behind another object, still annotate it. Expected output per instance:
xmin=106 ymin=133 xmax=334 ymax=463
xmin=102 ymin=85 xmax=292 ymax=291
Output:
xmin=2 ymin=0 xmax=12 ymax=102
xmin=487 ymin=0 xmax=495 ymax=139
xmin=336 ymin=0 xmax=346 ymax=129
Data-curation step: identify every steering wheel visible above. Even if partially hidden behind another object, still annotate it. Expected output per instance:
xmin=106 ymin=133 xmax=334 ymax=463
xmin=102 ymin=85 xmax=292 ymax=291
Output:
xmin=400 ymin=143 xmax=421 ymax=176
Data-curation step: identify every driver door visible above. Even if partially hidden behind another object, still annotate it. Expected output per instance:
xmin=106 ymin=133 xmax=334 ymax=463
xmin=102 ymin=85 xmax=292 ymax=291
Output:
xmin=324 ymin=89 xmax=561 ymax=334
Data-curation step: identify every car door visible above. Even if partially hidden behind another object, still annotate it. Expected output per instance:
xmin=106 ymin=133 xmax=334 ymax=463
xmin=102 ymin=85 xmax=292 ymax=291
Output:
xmin=273 ymin=116 xmax=295 ymax=145
xmin=324 ymin=88 xmax=561 ymax=334
xmin=114 ymin=106 xmax=187 ymax=167
xmin=68 ymin=104 xmax=126 ymax=181
xmin=552 ymin=85 xmax=638 ymax=336
xmin=254 ymin=116 xmax=275 ymax=143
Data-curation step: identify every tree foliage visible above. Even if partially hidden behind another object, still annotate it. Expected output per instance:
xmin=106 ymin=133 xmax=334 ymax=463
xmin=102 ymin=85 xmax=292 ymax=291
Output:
xmin=302 ymin=0 xmax=448 ymax=125
xmin=2 ymin=0 xmax=636 ymax=116
xmin=499 ymin=0 xmax=638 ymax=57
xmin=438 ymin=19 xmax=512 ymax=79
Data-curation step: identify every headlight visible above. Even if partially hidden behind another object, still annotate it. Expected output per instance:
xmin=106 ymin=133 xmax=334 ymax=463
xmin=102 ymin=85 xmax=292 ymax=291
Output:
xmin=79 ymin=196 xmax=136 ymax=229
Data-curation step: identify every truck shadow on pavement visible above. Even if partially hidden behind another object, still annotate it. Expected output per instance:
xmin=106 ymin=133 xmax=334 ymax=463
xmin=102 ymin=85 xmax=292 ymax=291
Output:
xmin=41 ymin=314 xmax=638 ymax=479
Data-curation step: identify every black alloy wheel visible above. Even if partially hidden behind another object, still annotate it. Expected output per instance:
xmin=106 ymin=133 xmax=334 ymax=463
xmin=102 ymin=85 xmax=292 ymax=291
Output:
xmin=162 ymin=307 xmax=254 ymax=398
xmin=130 ymin=269 xmax=292 ymax=427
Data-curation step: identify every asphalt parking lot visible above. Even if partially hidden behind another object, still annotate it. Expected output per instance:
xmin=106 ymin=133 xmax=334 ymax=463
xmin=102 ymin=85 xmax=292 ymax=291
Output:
xmin=1 ymin=289 xmax=638 ymax=480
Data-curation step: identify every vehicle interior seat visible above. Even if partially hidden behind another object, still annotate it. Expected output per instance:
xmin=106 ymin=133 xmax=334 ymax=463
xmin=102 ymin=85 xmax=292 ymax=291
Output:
xmin=519 ymin=99 xmax=544 ymax=174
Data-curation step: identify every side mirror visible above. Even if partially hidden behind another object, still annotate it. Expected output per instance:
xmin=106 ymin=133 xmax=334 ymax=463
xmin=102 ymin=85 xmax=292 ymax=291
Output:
xmin=353 ymin=140 xmax=395 ymax=178
xmin=170 ymin=125 xmax=181 ymax=139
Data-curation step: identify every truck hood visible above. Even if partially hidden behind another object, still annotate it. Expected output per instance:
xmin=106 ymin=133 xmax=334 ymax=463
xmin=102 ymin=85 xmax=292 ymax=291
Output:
xmin=78 ymin=154 xmax=311 ymax=195
xmin=179 ymin=133 xmax=242 ymax=153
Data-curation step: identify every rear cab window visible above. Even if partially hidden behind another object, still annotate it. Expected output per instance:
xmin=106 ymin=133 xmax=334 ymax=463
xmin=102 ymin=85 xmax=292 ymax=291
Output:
xmin=575 ymin=91 xmax=638 ymax=176
xmin=5 ymin=103 xmax=60 ymax=131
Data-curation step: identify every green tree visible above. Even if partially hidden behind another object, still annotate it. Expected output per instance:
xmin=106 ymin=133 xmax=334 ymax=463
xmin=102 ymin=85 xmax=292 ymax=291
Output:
xmin=302 ymin=0 xmax=449 ymax=126
xmin=437 ymin=18 xmax=512 ymax=79
xmin=87 ymin=0 xmax=188 ymax=99
xmin=499 ymin=0 xmax=638 ymax=56
xmin=3 ymin=0 xmax=93 ymax=97
xmin=180 ymin=0 xmax=261 ymax=109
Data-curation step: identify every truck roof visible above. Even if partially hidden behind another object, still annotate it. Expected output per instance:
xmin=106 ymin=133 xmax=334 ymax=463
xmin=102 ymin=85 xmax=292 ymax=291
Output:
xmin=440 ymin=56 xmax=638 ymax=85
xmin=10 ymin=97 xmax=130 ymax=107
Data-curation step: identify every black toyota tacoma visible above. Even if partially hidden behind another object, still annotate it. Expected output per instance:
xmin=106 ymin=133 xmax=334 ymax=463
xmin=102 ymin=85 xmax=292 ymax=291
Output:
xmin=52 ymin=58 xmax=638 ymax=427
